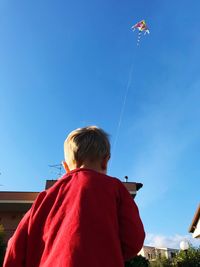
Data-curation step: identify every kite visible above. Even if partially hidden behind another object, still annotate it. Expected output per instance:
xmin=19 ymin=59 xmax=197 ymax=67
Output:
xmin=131 ymin=20 xmax=150 ymax=46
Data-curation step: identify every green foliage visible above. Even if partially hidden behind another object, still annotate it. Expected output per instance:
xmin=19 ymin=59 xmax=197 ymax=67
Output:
xmin=149 ymin=257 xmax=172 ymax=267
xmin=149 ymin=245 xmax=200 ymax=267
xmin=174 ymin=245 xmax=200 ymax=267
xmin=125 ymin=255 xmax=150 ymax=267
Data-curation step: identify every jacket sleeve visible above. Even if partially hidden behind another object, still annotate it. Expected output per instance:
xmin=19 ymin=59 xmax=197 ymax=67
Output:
xmin=3 ymin=210 xmax=31 ymax=267
xmin=118 ymin=182 xmax=145 ymax=261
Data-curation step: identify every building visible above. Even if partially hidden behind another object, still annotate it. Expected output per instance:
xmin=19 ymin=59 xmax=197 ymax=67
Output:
xmin=0 ymin=178 xmax=143 ymax=243
xmin=0 ymin=191 xmax=39 ymax=242
xmin=139 ymin=245 xmax=178 ymax=261
xmin=189 ymin=203 xmax=200 ymax=239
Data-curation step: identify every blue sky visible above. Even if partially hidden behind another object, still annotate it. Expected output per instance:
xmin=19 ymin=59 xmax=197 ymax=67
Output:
xmin=0 ymin=0 xmax=200 ymax=248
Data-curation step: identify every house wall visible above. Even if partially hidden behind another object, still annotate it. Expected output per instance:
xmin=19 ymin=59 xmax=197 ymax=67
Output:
xmin=0 ymin=212 xmax=24 ymax=242
xmin=139 ymin=246 xmax=156 ymax=260
xmin=139 ymin=246 xmax=178 ymax=261
xmin=192 ymin=219 xmax=200 ymax=238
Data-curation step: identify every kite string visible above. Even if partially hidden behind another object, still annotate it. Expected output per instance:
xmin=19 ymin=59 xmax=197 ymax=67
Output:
xmin=110 ymin=60 xmax=134 ymax=167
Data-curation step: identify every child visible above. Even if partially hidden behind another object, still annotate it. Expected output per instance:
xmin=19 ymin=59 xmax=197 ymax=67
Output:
xmin=3 ymin=126 xmax=145 ymax=267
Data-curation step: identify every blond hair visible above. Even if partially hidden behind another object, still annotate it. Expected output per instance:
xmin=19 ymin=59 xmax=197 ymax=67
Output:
xmin=64 ymin=126 xmax=110 ymax=166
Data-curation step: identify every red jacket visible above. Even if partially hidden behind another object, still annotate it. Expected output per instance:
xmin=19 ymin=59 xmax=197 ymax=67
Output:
xmin=3 ymin=168 xmax=145 ymax=267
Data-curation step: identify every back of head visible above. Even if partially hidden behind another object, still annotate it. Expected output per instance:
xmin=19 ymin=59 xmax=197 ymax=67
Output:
xmin=64 ymin=126 xmax=110 ymax=168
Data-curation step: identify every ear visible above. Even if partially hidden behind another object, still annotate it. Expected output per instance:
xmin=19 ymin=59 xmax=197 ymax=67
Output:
xmin=101 ymin=155 xmax=110 ymax=170
xmin=62 ymin=161 xmax=70 ymax=173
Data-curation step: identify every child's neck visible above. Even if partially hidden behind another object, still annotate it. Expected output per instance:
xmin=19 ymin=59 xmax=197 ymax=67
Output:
xmin=79 ymin=163 xmax=107 ymax=174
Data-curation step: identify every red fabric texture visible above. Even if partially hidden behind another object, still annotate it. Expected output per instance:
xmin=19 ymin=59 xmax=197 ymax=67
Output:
xmin=3 ymin=168 xmax=145 ymax=267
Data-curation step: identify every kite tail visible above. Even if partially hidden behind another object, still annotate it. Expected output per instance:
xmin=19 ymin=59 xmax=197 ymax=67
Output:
xmin=137 ymin=31 xmax=142 ymax=46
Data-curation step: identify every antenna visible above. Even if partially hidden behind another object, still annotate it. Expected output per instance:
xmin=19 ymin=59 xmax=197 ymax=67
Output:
xmin=49 ymin=164 xmax=64 ymax=178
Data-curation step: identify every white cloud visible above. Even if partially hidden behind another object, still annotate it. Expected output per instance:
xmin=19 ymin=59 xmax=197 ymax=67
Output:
xmin=145 ymin=233 xmax=200 ymax=249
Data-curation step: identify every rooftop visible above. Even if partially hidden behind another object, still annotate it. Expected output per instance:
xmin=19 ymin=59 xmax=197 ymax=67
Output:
xmin=189 ymin=203 xmax=200 ymax=233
